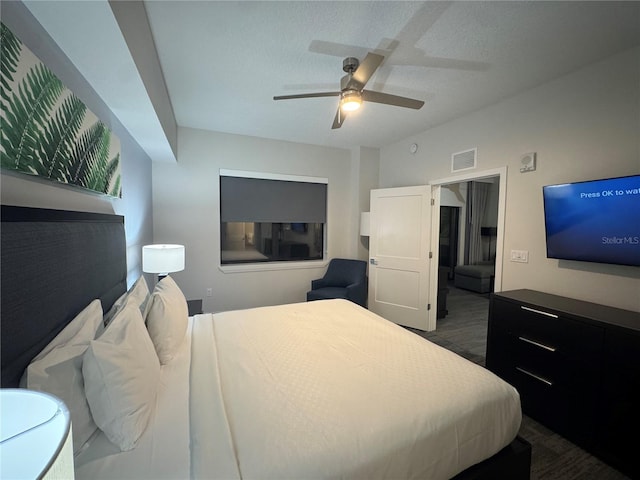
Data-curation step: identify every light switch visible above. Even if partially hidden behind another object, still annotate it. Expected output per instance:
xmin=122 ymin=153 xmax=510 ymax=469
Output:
xmin=510 ymin=250 xmax=529 ymax=263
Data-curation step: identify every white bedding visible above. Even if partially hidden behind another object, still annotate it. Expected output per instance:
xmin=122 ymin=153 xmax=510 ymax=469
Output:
xmin=74 ymin=318 xmax=193 ymax=479
xmin=191 ymin=299 xmax=522 ymax=480
xmin=75 ymin=300 xmax=521 ymax=479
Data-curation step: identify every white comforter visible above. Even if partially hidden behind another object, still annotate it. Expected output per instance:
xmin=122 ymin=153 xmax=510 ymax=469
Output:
xmin=192 ymin=299 xmax=521 ymax=479
xmin=74 ymin=300 xmax=520 ymax=479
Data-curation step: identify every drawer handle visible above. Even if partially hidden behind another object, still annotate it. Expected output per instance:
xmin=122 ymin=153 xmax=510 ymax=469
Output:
xmin=516 ymin=367 xmax=553 ymax=386
xmin=518 ymin=336 xmax=557 ymax=352
xmin=521 ymin=306 xmax=558 ymax=318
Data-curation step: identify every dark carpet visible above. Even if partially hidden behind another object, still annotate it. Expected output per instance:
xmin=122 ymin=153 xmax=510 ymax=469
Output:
xmin=406 ymin=284 xmax=630 ymax=480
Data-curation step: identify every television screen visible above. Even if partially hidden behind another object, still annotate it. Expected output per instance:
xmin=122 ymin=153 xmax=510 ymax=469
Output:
xmin=542 ymin=175 xmax=640 ymax=267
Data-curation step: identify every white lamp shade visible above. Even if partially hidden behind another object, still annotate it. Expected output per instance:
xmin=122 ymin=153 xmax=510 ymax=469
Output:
xmin=0 ymin=389 xmax=74 ymax=479
xmin=142 ymin=244 xmax=185 ymax=274
xmin=360 ymin=212 xmax=370 ymax=237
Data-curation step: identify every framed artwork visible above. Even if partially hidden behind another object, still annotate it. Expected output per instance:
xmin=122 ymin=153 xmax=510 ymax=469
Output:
xmin=1 ymin=22 xmax=122 ymax=198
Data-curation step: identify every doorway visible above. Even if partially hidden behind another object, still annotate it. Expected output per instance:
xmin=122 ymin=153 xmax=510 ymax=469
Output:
xmin=427 ymin=166 xmax=507 ymax=331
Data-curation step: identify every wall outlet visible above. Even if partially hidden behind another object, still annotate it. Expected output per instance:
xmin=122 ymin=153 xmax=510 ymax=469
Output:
xmin=206 ymin=288 xmax=213 ymax=297
xmin=510 ymin=249 xmax=529 ymax=263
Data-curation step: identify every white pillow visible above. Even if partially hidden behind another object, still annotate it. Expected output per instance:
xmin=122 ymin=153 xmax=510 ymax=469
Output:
xmin=102 ymin=276 xmax=151 ymax=330
xmin=101 ymin=291 xmax=126 ymax=329
xmin=83 ymin=302 xmax=161 ymax=451
xmin=21 ymin=299 xmax=103 ymax=455
xmin=146 ymin=275 xmax=189 ymax=365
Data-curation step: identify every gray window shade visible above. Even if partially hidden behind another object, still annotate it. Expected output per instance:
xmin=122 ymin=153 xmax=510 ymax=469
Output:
xmin=220 ymin=176 xmax=327 ymax=223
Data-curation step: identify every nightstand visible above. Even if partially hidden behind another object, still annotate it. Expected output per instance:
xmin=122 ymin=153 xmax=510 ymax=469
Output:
xmin=187 ymin=299 xmax=203 ymax=316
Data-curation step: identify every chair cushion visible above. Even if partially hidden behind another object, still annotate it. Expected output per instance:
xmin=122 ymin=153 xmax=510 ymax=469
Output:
xmin=307 ymin=287 xmax=349 ymax=301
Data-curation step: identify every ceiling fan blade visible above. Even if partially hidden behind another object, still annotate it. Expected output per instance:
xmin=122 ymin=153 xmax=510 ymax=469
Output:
xmin=363 ymin=90 xmax=424 ymax=109
xmin=346 ymin=52 xmax=384 ymax=90
xmin=309 ymin=40 xmax=370 ymax=60
xmin=331 ymin=107 xmax=346 ymax=129
xmin=273 ymin=92 xmax=340 ymax=101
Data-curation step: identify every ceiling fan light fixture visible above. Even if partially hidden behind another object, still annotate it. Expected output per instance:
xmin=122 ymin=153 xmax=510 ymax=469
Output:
xmin=340 ymin=90 xmax=362 ymax=112
xmin=273 ymin=53 xmax=422 ymax=130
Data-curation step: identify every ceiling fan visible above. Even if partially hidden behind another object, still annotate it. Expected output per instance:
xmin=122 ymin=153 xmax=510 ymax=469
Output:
xmin=273 ymin=53 xmax=424 ymax=129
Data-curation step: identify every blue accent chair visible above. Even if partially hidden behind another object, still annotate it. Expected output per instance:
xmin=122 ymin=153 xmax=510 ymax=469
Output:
xmin=306 ymin=258 xmax=368 ymax=308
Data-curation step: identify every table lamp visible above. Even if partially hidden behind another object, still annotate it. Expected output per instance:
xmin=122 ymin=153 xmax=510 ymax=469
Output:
xmin=142 ymin=244 xmax=185 ymax=280
xmin=0 ymin=389 xmax=74 ymax=479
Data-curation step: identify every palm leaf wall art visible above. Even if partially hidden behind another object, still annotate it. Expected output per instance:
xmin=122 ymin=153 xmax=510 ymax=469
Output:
xmin=0 ymin=22 xmax=122 ymax=197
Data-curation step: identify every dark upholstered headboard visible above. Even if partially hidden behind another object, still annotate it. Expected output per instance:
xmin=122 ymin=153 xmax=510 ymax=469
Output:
xmin=1 ymin=205 xmax=127 ymax=387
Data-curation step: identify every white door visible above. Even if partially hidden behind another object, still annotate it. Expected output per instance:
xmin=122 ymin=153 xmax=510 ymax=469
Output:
xmin=368 ymin=186 xmax=432 ymax=330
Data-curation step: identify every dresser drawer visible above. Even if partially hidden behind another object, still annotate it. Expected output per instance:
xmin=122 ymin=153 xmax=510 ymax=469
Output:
xmin=506 ymin=338 xmax=600 ymax=392
xmin=502 ymin=364 xmax=598 ymax=445
xmin=490 ymin=298 xmax=604 ymax=358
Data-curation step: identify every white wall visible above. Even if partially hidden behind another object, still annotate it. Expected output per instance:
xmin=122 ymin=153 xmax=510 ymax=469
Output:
xmin=152 ymin=127 xmax=355 ymax=313
xmin=350 ymin=146 xmax=380 ymax=261
xmin=1 ymin=2 xmax=154 ymax=286
xmin=380 ymin=47 xmax=640 ymax=312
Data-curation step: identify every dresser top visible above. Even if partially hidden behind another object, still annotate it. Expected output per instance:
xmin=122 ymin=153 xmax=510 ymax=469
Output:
xmin=493 ymin=289 xmax=640 ymax=333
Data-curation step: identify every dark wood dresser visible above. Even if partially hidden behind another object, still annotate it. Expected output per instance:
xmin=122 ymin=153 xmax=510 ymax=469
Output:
xmin=486 ymin=289 xmax=640 ymax=479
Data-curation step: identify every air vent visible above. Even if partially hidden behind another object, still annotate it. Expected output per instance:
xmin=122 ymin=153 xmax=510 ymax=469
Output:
xmin=451 ymin=148 xmax=477 ymax=172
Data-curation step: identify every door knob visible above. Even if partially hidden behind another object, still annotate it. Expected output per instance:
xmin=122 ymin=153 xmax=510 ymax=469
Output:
xmin=370 ymin=258 xmax=378 ymax=265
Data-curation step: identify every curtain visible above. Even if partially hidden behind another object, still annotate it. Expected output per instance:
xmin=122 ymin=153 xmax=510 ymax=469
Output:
xmin=467 ymin=181 xmax=490 ymax=264
xmin=220 ymin=175 xmax=327 ymax=223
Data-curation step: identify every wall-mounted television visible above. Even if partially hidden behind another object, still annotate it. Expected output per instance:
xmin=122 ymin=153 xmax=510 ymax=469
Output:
xmin=542 ymin=175 xmax=639 ymax=267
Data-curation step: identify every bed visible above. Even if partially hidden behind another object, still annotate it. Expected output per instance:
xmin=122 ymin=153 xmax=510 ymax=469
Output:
xmin=1 ymin=205 xmax=531 ymax=479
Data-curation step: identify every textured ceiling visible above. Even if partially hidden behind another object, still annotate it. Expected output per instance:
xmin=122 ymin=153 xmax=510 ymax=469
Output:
xmin=19 ymin=1 xmax=640 ymax=159
xmin=144 ymin=1 xmax=640 ymax=149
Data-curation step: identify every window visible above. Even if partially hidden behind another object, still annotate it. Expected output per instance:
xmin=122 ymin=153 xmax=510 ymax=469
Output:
xmin=220 ymin=170 xmax=327 ymax=265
